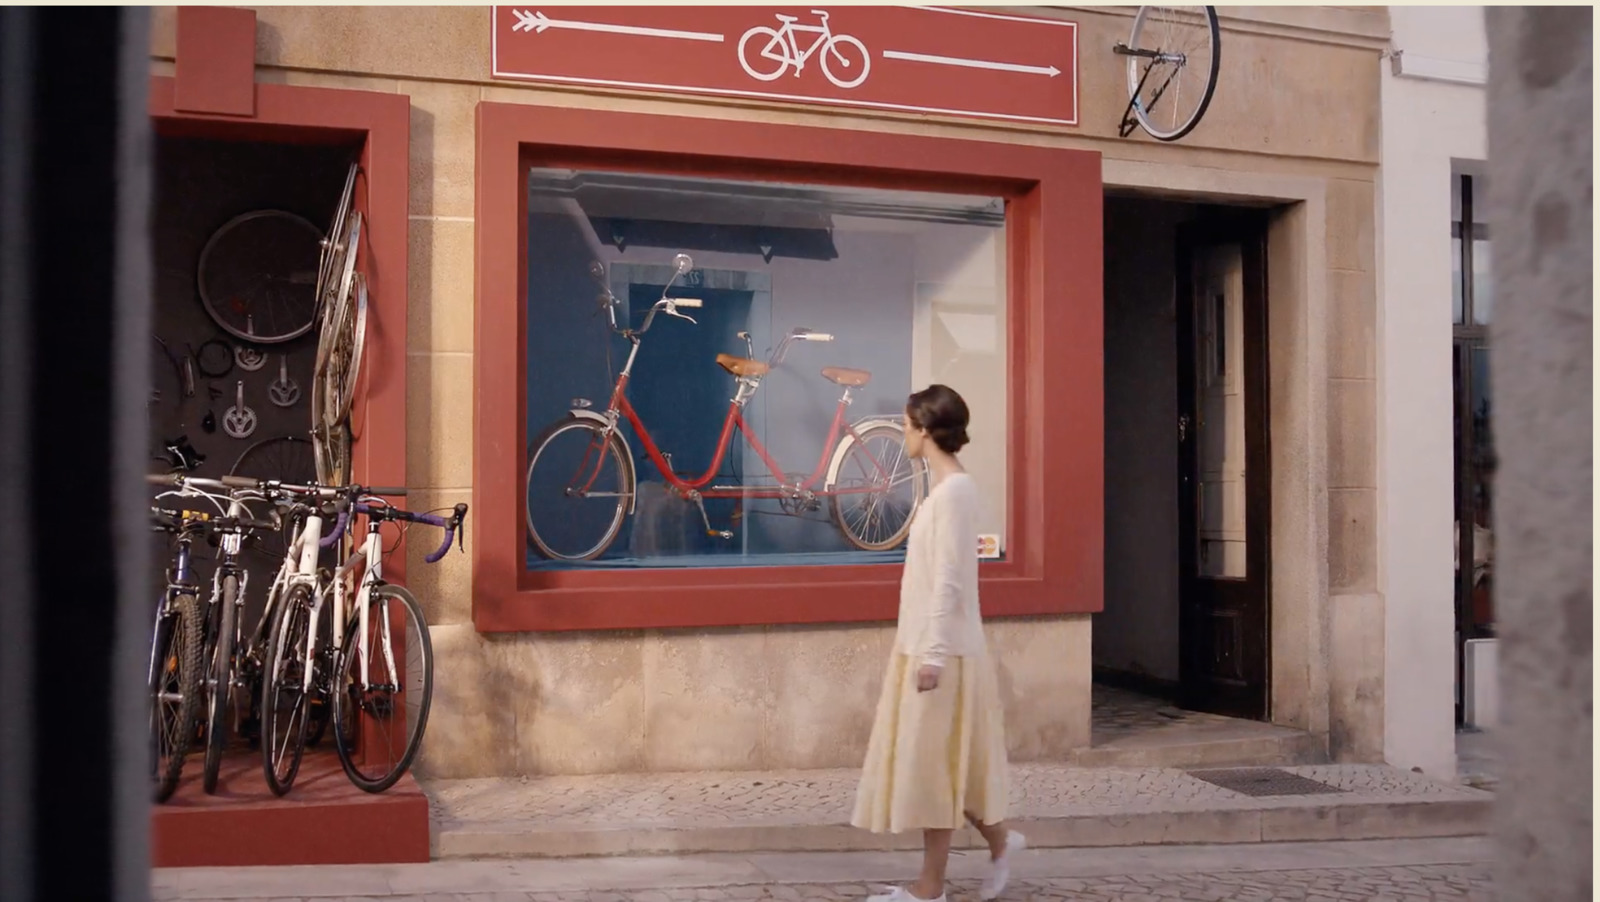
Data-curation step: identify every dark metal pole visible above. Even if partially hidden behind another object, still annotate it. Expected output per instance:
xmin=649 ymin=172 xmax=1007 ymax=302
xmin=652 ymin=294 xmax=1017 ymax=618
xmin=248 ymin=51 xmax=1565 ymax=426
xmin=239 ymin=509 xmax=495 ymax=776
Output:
xmin=0 ymin=7 xmax=152 ymax=901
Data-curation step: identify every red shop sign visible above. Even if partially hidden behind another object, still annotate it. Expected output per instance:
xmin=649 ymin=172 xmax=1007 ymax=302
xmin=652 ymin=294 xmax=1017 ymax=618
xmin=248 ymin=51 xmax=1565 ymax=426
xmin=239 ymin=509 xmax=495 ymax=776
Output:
xmin=491 ymin=6 xmax=1079 ymax=127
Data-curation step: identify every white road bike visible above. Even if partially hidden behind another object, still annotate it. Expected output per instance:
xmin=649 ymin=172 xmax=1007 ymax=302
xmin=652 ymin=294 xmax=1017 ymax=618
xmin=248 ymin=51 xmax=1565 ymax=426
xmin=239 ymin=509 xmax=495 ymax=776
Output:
xmin=738 ymin=10 xmax=871 ymax=89
xmin=249 ymin=478 xmax=463 ymax=795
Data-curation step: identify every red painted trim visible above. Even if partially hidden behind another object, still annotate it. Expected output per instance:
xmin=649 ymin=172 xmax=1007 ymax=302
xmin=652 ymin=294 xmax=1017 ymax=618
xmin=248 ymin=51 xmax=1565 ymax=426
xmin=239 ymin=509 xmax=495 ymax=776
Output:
xmin=474 ymin=102 xmax=1102 ymax=633
xmin=148 ymin=76 xmax=410 ymax=587
xmin=150 ymin=752 xmax=428 ymax=867
xmin=174 ymin=7 xmax=257 ymax=117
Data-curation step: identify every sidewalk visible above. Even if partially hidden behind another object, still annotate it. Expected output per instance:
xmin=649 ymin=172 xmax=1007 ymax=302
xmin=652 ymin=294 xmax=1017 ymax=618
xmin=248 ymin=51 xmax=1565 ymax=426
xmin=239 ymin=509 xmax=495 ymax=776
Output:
xmin=423 ymin=762 xmax=1492 ymax=859
xmin=151 ymin=836 xmax=1494 ymax=900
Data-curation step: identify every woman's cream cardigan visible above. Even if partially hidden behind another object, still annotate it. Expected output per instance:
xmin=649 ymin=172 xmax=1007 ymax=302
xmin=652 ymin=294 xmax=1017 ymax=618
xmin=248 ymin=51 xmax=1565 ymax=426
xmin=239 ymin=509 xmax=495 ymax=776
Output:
xmin=892 ymin=472 xmax=985 ymax=669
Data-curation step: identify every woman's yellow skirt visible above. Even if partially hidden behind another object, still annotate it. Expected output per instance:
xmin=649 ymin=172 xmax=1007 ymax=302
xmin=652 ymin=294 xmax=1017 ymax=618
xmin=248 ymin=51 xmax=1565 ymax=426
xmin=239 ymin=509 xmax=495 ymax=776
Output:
xmin=851 ymin=651 xmax=1009 ymax=834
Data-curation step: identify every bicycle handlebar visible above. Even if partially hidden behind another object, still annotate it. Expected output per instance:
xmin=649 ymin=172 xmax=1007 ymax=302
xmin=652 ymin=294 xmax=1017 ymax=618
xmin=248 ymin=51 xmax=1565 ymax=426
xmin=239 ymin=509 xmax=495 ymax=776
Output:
xmin=671 ymin=297 xmax=702 ymax=309
xmin=345 ymin=500 xmax=469 ymax=564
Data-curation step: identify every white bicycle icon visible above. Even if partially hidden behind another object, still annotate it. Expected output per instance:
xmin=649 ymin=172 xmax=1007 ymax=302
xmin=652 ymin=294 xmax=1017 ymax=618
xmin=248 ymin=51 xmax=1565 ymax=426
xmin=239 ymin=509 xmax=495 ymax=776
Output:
xmin=738 ymin=10 xmax=871 ymax=89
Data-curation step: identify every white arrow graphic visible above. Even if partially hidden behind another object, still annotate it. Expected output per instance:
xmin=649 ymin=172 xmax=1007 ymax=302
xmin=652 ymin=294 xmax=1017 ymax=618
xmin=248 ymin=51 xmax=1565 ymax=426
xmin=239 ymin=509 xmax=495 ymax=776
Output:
xmin=511 ymin=9 xmax=724 ymax=43
xmin=881 ymin=49 xmax=1060 ymax=77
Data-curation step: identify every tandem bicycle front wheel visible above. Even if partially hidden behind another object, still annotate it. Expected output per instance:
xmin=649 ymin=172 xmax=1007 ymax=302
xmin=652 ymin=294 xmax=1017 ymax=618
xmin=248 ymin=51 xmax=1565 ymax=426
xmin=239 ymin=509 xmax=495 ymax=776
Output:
xmin=525 ymin=418 xmax=636 ymax=562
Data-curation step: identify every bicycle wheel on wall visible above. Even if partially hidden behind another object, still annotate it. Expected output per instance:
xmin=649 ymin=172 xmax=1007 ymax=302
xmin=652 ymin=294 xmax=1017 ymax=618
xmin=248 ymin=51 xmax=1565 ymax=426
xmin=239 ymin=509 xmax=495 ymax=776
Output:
xmin=316 ymin=163 xmax=359 ymax=307
xmin=525 ymin=419 xmax=636 ymax=561
xmin=331 ymin=585 xmax=434 ymax=792
xmin=1121 ymin=6 xmax=1220 ymax=142
xmin=198 ymin=210 xmax=324 ymax=344
xmin=826 ymin=421 xmax=926 ymax=551
xmin=318 ymin=271 xmax=368 ymax=429
xmin=313 ymin=419 xmax=351 ymax=487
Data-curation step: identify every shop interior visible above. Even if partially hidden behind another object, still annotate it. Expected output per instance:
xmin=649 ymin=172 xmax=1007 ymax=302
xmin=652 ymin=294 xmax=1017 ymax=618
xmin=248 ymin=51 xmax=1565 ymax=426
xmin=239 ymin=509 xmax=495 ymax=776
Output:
xmin=147 ymin=132 xmax=358 ymax=784
xmin=523 ymin=170 xmax=1009 ymax=571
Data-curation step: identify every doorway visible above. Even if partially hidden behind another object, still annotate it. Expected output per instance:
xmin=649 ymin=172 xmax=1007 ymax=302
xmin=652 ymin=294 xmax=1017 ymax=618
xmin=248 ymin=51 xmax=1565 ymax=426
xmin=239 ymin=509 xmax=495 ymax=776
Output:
xmin=1175 ymin=213 xmax=1272 ymax=719
xmin=1097 ymin=196 xmax=1274 ymax=725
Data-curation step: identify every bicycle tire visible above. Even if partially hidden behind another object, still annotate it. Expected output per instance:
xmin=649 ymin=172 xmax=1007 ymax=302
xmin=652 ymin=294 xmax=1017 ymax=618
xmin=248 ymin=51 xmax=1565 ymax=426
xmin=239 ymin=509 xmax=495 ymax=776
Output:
xmin=260 ymin=584 xmax=314 ymax=796
xmin=202 ymin=574 xmax=239 ymax=794
xmin=304 ymin=608 xmax=335 ymax=749
xmin=315 ymin=212 xmax=363 ymax=377
xmin=826 ymin=422 xmax=926 ymax=551
xmin=319 ymin=272 xmax=369 ymax=429
xmin=1126 ymin=6 xmax=1220 ymax=142
xmin=331 ymin=585 xmax=434 ymax=793
xmin=231 ymin=435 xmax=316 ymax=562
xmin=525 ymin=419 xmax=635 ymax=561
xmin=198 ymin=210 xmax=323 ymax=344
xmin=151 ymin=594 xmax=204 ymax=803
xmin=316 ymin=163 xmax=359 ymax=306
xmin=313 ymin=419 xmax=351 ymax=487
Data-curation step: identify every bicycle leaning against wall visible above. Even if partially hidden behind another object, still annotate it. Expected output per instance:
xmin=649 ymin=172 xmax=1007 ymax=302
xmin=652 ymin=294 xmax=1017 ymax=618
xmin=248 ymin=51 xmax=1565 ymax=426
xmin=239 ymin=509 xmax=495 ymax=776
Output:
xmin=244 ymin=477 xmax=465 ymax=795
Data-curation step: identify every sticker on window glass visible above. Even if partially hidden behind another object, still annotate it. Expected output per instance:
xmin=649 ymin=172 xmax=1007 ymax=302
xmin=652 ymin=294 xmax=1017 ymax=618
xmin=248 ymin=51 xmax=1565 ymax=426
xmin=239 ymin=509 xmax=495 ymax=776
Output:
xmin=977 ymin=534 xmax=1002 ymax=559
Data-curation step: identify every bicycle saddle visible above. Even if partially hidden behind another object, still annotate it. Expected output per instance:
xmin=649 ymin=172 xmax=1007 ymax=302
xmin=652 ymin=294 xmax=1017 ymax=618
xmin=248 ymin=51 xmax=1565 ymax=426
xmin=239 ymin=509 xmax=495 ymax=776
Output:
xmin=821 ymin=366 xmax=871 ymax=387
xmin=717 ymin=354 xmax=770 ymax=378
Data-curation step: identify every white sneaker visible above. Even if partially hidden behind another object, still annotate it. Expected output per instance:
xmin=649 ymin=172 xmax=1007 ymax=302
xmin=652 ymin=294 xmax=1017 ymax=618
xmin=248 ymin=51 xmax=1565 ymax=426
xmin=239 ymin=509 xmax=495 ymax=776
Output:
xmin=867 ymin=886 xmax=946 ymax=902
xmin=979 ymin=830 xmax=1026 ymax=900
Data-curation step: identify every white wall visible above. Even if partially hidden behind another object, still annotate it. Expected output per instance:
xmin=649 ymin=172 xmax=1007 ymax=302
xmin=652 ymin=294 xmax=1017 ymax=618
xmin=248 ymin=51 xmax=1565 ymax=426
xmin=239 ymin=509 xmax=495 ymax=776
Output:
xmin=1377 ymin=5 xmax=1487 ymax=778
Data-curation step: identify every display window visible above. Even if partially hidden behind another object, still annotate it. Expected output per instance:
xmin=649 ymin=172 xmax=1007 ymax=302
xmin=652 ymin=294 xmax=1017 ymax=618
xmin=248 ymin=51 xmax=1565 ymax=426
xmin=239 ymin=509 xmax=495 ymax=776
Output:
xmin=474 ymin=103 xmax=1103 ymax=632
xmin=523 ymin=169 xmax=1009 ymax=570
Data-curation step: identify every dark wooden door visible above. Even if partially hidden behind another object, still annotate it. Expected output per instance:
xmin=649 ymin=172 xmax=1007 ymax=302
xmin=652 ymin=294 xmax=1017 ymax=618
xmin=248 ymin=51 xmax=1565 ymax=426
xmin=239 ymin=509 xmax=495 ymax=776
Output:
xmin=1176 ymin=213 xmax=1271 ymax=719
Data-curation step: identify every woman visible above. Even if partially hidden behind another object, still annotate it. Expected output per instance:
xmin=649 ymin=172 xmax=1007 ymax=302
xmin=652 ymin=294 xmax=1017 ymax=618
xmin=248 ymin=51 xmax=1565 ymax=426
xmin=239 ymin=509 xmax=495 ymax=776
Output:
xmin=852 ymin=384 xmax=1024 ymax=902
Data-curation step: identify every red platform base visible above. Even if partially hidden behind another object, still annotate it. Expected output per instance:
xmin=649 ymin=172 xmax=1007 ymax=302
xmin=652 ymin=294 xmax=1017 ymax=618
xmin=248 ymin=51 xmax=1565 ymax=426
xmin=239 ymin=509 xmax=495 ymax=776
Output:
xmin=151 ymin=746 xmax=430 ymax=867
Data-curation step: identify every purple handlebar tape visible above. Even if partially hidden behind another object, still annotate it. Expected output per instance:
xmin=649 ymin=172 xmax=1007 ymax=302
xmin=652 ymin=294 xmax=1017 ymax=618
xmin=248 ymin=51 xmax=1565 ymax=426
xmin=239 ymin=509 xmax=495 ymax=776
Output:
xmin=318 ymin=509 xmax=349 ymax=548
xmin=350 ymin=504 xmax=456 ymax=563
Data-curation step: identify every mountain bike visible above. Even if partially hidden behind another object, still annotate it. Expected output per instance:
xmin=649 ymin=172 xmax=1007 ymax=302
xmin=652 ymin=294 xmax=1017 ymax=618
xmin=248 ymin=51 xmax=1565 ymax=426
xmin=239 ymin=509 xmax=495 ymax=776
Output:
xmin=147 ymin=474 xmax=281 ymax=795
xmin=524 ymin=253 xmax=925 ymax=562
xmin=147 ymin=506 xmax=208 ymax=802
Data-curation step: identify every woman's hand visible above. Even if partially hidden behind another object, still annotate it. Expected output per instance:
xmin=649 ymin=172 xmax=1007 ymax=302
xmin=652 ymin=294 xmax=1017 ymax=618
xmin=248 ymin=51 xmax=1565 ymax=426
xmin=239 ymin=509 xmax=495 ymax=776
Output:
xmin=916 ymin=663 xmax=942 ymax=692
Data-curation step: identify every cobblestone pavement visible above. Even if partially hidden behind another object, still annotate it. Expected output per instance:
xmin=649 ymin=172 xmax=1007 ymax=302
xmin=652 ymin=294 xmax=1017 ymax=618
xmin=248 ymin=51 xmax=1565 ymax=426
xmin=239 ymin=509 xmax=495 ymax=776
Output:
xmin=426 ymin=763 xmax=1487 ymax=831
xmin=154 ymin=863 xmax=1493 ymax=901
xmin=152 ymin=839 xmax=1494 ymax=902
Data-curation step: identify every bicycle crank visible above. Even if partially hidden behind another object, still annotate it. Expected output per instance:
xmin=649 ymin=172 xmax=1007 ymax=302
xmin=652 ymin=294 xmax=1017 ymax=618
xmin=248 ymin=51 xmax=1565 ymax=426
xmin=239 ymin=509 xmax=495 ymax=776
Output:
xmin=223 ymin=380 xmax=258 ymax=439
xmin=268 ymin=355 xmax=301 ymax=408
xmin=685 ymin=490 xmax=734 ymax=540
xmin=234 ymin=341 xmax=267 ymax=373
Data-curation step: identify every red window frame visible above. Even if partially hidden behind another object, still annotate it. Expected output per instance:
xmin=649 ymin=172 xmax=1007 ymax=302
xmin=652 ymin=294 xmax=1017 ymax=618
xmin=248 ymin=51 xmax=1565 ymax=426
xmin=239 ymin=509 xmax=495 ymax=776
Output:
xmin=473 ymin=102 xmax=1103 ymax=633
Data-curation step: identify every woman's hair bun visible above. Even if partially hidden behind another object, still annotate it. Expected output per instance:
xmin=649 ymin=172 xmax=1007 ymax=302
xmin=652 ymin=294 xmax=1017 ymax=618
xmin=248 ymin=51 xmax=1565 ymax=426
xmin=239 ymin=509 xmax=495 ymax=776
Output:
xmin=906 ymin=385 xmax=971 ymax=454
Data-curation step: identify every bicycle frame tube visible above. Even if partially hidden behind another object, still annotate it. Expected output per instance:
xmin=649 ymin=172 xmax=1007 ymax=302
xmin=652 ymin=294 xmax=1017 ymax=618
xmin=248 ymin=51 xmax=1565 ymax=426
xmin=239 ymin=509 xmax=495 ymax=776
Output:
xmin=283 ymin=509 xmax=326 ymax=695
xmin=618 ymin=391 xmax=884 ymax=499
xmin=174 ymin=540 xmax=193 ymax=586
xmin=334 ymin=524 xmax=390 ymax=696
